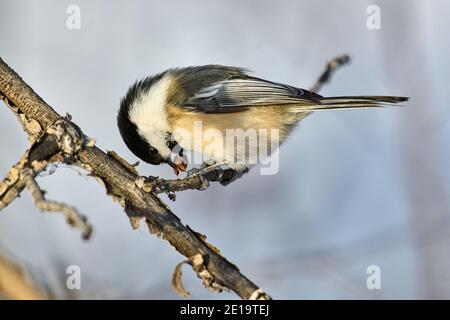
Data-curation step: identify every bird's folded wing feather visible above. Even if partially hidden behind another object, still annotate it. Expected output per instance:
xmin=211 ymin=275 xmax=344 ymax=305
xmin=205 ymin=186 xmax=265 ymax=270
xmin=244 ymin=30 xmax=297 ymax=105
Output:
xmin=182 ymin=77 xmax=321 ymax=113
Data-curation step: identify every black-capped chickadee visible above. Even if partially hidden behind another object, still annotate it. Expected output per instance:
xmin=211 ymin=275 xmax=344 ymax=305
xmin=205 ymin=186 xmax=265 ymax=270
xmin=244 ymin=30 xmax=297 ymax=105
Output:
xmin=117 ymin=65 xmax=407 ymax=185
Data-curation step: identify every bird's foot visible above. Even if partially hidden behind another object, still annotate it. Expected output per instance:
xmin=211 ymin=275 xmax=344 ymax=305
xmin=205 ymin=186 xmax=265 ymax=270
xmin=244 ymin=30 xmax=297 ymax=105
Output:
xmin=187 ymin=160 xmax=226 ymax=182
xmin=187 ymin=161 xmax=248 ymax=186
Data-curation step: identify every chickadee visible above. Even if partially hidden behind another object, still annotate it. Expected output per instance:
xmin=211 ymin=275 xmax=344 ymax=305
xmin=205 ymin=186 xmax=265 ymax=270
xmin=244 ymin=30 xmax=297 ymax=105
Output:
xmin=118 ymin=65 xmax=407 ymax=185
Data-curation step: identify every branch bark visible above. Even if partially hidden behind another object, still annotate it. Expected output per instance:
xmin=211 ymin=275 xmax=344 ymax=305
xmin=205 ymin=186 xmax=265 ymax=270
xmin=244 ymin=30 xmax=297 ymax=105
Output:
xmin=0 ymin=55 xmax=349 ymax=299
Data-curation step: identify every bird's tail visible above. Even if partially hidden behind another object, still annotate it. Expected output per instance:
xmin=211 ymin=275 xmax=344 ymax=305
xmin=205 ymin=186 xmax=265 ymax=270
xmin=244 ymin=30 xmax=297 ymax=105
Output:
xmin=289 ymin=96 xmax=409 ymax=112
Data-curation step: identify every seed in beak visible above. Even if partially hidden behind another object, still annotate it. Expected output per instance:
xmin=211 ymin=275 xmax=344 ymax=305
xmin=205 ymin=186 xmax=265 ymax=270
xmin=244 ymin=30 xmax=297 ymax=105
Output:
xmin=170 ymin=154 xmax=188 ymax=175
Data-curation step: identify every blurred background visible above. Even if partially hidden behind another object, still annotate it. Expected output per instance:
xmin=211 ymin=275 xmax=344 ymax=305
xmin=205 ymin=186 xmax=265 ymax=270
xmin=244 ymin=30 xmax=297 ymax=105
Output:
xmin=0 ymin=0 xmax=449 ymax=299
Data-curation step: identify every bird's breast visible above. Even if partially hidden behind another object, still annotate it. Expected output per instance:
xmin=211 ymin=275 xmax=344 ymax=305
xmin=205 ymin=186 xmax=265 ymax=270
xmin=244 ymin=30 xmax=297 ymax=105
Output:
xmin=166 ymin=104 xmax=309 ymax=165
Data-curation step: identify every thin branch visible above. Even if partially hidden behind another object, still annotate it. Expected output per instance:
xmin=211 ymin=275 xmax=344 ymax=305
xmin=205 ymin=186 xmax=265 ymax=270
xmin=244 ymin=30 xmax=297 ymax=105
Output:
xmin=310 ymin=54 xmax=350 ymax=93
xmin=135 ymin=175 xmax=205 ymax=195
xmin=0 ymin=154 xmax=29 ymax=210
xmin=25 ymin=172 xmax=92 ymax=239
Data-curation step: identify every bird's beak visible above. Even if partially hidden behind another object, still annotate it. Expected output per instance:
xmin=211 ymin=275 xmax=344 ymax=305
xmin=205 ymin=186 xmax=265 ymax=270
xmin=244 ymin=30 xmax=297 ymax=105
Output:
xmin=167 ymin=154 xmax=188 ymax=175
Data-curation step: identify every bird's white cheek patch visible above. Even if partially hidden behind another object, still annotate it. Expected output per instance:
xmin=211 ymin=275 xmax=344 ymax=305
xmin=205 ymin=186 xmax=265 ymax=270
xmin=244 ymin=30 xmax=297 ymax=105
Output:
xmin=128 ymin=75 xmax=173 ymax=158
xmin=129 ymin=75 xmax=172 ymax=132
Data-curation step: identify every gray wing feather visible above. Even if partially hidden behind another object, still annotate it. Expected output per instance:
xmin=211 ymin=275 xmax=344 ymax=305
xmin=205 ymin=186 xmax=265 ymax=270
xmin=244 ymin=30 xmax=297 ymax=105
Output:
xmin=172 ymin=65 xmax=321 ymax=113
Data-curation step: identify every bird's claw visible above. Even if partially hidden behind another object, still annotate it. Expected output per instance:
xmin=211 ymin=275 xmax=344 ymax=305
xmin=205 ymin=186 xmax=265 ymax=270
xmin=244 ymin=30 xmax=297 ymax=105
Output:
xmin=186 ymin=161 xmax=227 ymax=178
xmin=185 ymin=161 xmax=246 ymax=186
xmin=196 ymin=174 xmax=210 ymax=191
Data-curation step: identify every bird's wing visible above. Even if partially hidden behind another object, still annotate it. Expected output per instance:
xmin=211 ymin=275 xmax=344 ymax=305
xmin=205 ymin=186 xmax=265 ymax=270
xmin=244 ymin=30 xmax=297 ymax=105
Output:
xmin=172 ymin=66 xmax=321 ymax=113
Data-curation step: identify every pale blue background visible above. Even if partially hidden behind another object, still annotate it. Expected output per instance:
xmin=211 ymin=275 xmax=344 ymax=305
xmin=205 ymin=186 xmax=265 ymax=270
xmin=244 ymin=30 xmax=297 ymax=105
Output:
xmin=1 ymin=0 xmax=449 ymax=299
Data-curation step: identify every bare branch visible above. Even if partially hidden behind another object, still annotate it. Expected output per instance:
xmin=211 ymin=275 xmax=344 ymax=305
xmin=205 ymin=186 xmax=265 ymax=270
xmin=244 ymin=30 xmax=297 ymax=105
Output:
xmin=135 ymin=175 xmax=206 ymax=195
xmin=172 ymin=253 xmax=228 ymax=298
xmin=0 ymin=154 xmax=29 ymax=210
xmin=25 ymin=172 xmax=92 ymax=239
xmin=309 ymin=54 xmax=350 ymax=93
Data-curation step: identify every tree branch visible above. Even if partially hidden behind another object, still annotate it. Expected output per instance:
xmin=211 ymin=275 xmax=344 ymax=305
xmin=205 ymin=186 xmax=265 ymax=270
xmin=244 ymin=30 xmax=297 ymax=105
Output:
xmin=0 ymin=57 xmax=270 ymax=299
xmin=0 ymin=55 xmax=348 ymax=299
xmin=310 ymin=54 xmax=350 ymax=93
xmin=25 ymin=172 xmax=92 ymax=239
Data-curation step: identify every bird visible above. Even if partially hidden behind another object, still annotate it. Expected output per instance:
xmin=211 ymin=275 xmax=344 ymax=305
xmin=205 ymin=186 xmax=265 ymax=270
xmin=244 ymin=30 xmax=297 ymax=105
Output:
xmin=117 ymin=65 xmax=408 ymax=185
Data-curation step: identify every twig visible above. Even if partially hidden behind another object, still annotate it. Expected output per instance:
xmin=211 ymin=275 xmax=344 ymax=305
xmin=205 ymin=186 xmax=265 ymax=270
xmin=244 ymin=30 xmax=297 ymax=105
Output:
xmin=0 ymin=154 xmax=92 ymax=239
xmin=309 ymin=54 xmax=350 ymax=93
xmin=136 ymin=175 xmax=206 ymax=195
xmin=25 ymin=172 xmax=92 ymax=239
xmin=0 ymin=154 xmax=29 ymax=210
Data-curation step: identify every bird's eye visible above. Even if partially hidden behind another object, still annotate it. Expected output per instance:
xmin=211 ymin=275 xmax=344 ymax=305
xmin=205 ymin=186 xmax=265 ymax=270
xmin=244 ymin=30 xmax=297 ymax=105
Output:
xmin=149 ymin=146 xmax=157 ymax=153
xmin=166 ymin=140 xmax=177 ymax=150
